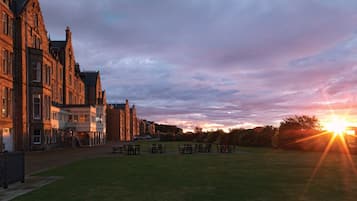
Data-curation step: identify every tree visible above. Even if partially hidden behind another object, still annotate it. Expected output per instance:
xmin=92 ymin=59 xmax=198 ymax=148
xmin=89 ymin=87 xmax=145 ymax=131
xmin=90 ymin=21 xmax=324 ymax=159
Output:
xmin=194 ymin=126 xmax=203 ymax=134
xmin=279 ymin=115 xmax=321 ymax=131
xmin=278 ymin=115 xmax=322 ymax=150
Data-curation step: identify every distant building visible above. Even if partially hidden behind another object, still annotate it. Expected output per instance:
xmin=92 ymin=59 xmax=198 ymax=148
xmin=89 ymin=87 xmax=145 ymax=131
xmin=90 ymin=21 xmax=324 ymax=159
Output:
xmin=107 ymin=100 xmax=136 ymax=142
xmin=139 ymin=120 xmax=156 ymax=136
xmin=130 ymin=105 xmax=139 ymax=137
xmin=156 ymin=124 xmax=183 ymax=135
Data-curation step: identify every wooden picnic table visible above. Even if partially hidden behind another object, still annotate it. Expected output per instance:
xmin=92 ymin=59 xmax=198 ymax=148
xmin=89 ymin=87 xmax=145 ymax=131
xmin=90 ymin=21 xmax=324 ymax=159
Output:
xmin=151 ymin=144 xmax=166 ymax=154
xmin=112 ymin=143 xmax=140 ymax=155
xmin=178 ymin=144 xmax=193 ymax=154
xmin=194 ymin=143 xmax=212 ymax=153
xmin=216 ymin=144 xmax=235 ymax=153
xmin=126 ymin=144 xmax=140 ymax=155
xmin=112 ymin=144 xmax=125 ymax=154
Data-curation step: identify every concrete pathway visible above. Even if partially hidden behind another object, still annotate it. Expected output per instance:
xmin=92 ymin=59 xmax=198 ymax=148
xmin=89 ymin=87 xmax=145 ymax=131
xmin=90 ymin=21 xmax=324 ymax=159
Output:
xmin=0 ymin=176 xmax=61 ymax=201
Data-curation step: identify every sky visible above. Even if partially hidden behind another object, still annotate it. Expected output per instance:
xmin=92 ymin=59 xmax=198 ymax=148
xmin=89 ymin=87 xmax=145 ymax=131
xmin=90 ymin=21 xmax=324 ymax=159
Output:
xmin=39 ymin=0 xmax=357 ymax=131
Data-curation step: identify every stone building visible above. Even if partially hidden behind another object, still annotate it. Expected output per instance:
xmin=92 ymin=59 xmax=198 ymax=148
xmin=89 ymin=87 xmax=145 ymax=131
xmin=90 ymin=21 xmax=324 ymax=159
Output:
xmin=106 ymin=105 xmax=125 ymax=142
xmin=139 ymin=120 xmax=156 ymax=136
xmin=107 ymin=100 xmax=139 ymax=142
xmin=155 ymin=124 xmax=183 ymax=135
xmin=107 ymin=100 xmax=130 ymax=141
xmin=130 ymin=105 xmax=139 ymax=137
xmin=50 ymin=27 xmax=86 ymax=105
xmin=0 ymin=0 xmax=14 ymax=152
xmin=14 ymin=0 xmax=66 ymax=150
xmin=80 ymin=71 xmax=107 ymax=145
xmin=0 ymin=0 xmax=107 ymax=151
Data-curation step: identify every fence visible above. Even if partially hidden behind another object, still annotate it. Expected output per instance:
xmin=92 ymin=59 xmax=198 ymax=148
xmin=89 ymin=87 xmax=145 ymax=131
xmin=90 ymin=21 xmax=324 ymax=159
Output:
xmin=0 ymin=152 xmax=25 ymax=189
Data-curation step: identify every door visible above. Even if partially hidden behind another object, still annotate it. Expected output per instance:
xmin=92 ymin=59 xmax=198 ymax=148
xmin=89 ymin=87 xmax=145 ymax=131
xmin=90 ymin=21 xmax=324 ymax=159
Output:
xmin=3 ymin=128 xmax=14 ymax=152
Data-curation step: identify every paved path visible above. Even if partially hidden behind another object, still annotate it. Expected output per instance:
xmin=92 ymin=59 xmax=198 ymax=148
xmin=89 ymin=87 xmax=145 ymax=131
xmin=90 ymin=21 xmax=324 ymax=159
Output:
xmin=0 ymin=176 xmax=61 ymax=201
xmin=25 ymin=144 xmax=113 ymax=175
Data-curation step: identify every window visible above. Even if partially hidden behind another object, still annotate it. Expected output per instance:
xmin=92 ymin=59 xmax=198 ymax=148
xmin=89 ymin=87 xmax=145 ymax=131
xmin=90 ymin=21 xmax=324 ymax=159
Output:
xmin=52 ymin=86 xmax=55 ymax=100
xmin=2 ymin=49 xmax=12 ymax=75
xmin=34 ymin=14 xmax=39 ymax=28
xmin=85 ymin=114 xmax=89 ymax=122
xmin=1 ymin=87 xmax=11 ymax=118
xmin=69 ymin=92 xmax=73 ymax=104
xmin=73 ymin=115 xmax=78 ymax=122
xmin=79 ymin=115 xmax=86 ymax=123
xmin=59 ymin=67 xmax=63 ymax=82
xmin=45 ymin=65 xmax=51 ymax=85
xmin=68 ymin=115 xmax=73 ymax=122
xmin=2 ymin=12 xmax=12 ymax=36
xmin=32 ymin=62 xmax=41 ymax=82
xmin=33 ymin=95 xmax=41 ymax=120
xmin=35 ymin=37 xmax=41 ymax=49
xmin=59 ymin=87 xmax=63 ymax=102
xmin=69 ymin=74 xmax=72 ymax=86
xmin=32 ymin=129 xmax=41 ymax=145
xmin=44 ymin=95 xmax=50 ymax=120
xmin=69 ymin=53 xmax=72 ymax=70
xmin=32 ymin=36 xmax=41 ymax=49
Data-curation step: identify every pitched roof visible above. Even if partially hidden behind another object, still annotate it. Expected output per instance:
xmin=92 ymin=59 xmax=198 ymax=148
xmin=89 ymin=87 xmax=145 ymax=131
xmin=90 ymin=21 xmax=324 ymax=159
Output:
xmin=108 ymin=104 xmax=127 ymax=109
xmin=50 ymin=41 xmax=67 ymax=49
xmin=80 ymin=71 xmax=99 ymax=87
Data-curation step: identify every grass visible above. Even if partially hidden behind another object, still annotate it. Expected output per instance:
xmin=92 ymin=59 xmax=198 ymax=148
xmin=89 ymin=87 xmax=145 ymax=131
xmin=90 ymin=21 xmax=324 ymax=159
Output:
xmin=14 ymin=142 xmax=357 ymax=201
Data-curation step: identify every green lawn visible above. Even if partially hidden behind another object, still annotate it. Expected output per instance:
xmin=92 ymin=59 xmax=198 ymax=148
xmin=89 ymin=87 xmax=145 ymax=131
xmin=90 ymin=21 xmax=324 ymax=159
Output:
xmin=15 ymin=142 xmax=357 ymax=201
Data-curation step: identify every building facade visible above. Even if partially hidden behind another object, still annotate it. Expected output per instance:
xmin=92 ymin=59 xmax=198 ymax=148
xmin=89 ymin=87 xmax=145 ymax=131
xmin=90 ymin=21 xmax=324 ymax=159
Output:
xmin=139 ymin=120 xmax=156 ymax=136
xmin=0 ymin=0 xmax=14 ymax=152
xmin=130 ymin=105 xmax=139 ymax=137
xmin=107 ymin=100 xmax=139 ymax=142
xmin=0 ymin=0 xmax=107 ymax=151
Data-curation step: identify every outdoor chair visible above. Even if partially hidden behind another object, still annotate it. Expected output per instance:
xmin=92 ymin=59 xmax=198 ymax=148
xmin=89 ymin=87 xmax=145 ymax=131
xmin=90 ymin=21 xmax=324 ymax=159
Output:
xmin=134 ymin=144 xmax=140 ymax=155
xmin=151 ymin=144 xmax=158 ymax=153
xmin=158 ymin=144 xmax=165 ymax=153
xmin=127 ymin=144 xmax=135 ymax=155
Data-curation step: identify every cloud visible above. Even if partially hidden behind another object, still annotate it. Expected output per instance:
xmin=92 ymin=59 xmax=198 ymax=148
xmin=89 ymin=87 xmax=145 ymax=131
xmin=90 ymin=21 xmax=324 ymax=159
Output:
xmin=39 ymin=0 xmax=357 ymax=130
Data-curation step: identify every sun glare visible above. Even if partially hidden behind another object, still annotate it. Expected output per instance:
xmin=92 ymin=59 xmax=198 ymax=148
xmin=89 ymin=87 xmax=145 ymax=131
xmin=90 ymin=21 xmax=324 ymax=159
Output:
xmin=323 ymin=116 xmax=349 ymax=135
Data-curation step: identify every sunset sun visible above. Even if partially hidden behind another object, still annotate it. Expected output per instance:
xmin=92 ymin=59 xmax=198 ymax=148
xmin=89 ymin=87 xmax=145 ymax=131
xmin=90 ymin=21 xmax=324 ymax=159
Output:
xmin=323 ymin=116 xmax=350 ymax=135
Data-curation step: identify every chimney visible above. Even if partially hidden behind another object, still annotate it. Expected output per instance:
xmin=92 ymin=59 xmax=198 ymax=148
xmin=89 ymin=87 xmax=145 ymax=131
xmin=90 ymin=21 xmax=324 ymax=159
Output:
xmin=66 ymin=26 xmax=71 ymax=41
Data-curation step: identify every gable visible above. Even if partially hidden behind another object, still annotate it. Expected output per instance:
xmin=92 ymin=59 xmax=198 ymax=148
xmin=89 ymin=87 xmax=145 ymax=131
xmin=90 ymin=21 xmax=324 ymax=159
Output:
xmin=21 ymin=0 xmax=50 ymax=52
